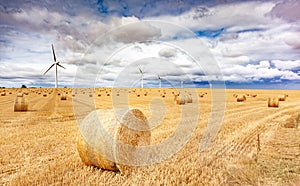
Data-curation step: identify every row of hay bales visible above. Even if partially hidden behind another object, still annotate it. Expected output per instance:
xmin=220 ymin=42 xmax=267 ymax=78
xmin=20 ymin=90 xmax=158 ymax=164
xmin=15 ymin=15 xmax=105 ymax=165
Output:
xmin=233 ymin=93 xmax=288 ymax=108
xmin=267 ymin=94 xmax=288 ymax=108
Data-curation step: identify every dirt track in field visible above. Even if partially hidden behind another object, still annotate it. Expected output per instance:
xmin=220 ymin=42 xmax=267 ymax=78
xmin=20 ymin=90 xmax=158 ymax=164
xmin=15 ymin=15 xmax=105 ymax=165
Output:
xmin=0 ymin=88 xmax=299 ymax=185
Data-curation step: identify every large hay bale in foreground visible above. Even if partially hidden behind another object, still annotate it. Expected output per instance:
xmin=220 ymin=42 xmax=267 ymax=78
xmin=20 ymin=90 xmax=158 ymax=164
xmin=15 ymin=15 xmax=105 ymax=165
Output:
xmin=237 ymin=95 xmax=246 ymax=102
xmin=268 ymin=97 xmax=279 ymax=108
xmin=284 ymin=113 xmax=299 ymax=128
xmin=14 ymin=96 xmax=28 ymax=111
xmin=1 ymin=92 xmax=6 ymax=96
xmin=77 ymin=108 xmax=151 ymax=174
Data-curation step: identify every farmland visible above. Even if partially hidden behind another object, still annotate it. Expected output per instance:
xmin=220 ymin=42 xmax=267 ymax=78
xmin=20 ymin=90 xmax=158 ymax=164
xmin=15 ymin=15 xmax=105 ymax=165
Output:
xmin=0 ymin=88 xmax=299 ymax=185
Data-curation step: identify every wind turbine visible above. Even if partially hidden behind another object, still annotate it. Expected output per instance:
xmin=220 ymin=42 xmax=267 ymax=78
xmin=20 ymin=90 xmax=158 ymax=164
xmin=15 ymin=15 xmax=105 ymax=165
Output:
xmin=43 ymin=44 xmax=66 ymax=88
xmin=181 ymin=80 xmax=183 ymax=88
xmin=158 ymin=75 xmax=162 ymax=88
xmin=138 ymin=66 xmax=144 ymax=88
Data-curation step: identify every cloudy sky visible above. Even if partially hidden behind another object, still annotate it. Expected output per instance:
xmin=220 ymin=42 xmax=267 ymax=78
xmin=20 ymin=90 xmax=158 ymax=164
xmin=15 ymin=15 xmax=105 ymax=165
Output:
xmin=0 ymin=0 xmax=299 ymax=89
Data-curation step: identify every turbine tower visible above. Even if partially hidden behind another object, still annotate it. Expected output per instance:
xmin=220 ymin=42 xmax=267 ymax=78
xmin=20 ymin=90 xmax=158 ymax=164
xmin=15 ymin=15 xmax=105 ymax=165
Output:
xmin=138 ymin=66 xmax=144 ymax=88
xmin=43 ymin=44 xmax=66 ymax=88
xmin=181 ymin=80 xmax=183 ymax=88
xmin=158 ymin=75 xmax=162 ymax=88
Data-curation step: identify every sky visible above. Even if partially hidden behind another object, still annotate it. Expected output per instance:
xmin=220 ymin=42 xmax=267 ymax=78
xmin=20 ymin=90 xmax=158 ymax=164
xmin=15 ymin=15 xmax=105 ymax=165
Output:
xmin=0 ymin=0 xmax=299 ymax=89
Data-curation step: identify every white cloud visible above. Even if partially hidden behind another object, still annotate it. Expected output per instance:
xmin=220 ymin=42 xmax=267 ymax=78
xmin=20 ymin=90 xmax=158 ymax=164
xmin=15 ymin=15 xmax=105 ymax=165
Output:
xmin=272 ymin=60 xmax=300 ymax=70
xmin=158 ymin=47 xmax=177 ymax=58
xmin=1 ymin=1 xmax=300 ymax=88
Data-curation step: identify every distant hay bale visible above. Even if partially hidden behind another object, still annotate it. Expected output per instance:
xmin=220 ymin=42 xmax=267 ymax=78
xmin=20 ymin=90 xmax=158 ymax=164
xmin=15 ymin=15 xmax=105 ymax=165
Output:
xmin=43 ymin=94 xmax=47 ymax=97
xmin=89 ymin=94 xmax=93 ymax=97
xmin=61 ymin=93 xmax=67 ymax=100
xmin=278 ymin=94 xmax=287 ymax=101
xmin=1 ymin=92 xmax=6 ymax=96
xmin=107 ymin=94 xmax=110 ymax=96
xmin=185 ymin=94 xmax=192 ymax=103
xmin=174 ymin=95 xmax=185 ymax=105
xmin=14 ymin=96 xmax=28 ymax=112
xmin=233 ymin=94 xmax=238 ymax=98
xmin=98 ymin=94 xmax=101 ymax=97
xmin=236 ymin=95 xmax=246 ymax=102
xmin=161 ymin=94 xmax=165 ymax=98
xmin=136 ymin=94 xmax=140 ymax=97
xmin=268 ymin=97 xmax=279 ymax=108
xmin=17 ymin=93 xmax=24 ymax=97
xmin=251 ymin=94 xmax=257 ymax=98
xmin=77 ymin=108 xmax=151 ymax=174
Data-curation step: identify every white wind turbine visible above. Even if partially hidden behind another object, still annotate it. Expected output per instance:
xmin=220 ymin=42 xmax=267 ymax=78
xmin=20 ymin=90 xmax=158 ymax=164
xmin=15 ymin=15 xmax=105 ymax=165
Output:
xmin=138 ymin=66 xmax=145 ymax=88
xmin=158 ymin=75 xmax=162 ymax=88
xmin=43 ymin=44 xmax=66 ymax=88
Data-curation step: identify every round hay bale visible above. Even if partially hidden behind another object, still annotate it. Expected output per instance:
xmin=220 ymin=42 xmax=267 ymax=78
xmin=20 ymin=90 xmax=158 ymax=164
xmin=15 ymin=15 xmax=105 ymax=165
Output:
xmin=161 ymin=94 xmax=165 ymax=98
xmin=98 ymin=94 xmax=101 ymax=97
xmin=14 ymin=97 xmax=28 ymax=112
xmin=185 ymin=94 xmax=192 ymax=103
xmin=89 ymin=94 xmax=93 ymax=97
xmin=77 ymin=108 xmax=151 ymax=174
xmin=43 ymin=94 xmax=47 ymax=97
xmin=1 ymin=92 xmax=6 ymax=96
xmin=107 ymin=94 xmax=110 ymax=96
xmin=278 ymin=94 xmax=287 ymax=101
xmin=17 ymin=92 xmax=24 ymax=97
xmin=251 ymin=94 xmax=257 ymax=98
xmin=61 ymin=93 xmax=67 ymax=100
xmin=268 ymin=97 xmax=279 ymax=107
xmin=174 ymin=95 xmax=185 ymax=105
xmin=237 ymin=95 xmax=246 ymax=102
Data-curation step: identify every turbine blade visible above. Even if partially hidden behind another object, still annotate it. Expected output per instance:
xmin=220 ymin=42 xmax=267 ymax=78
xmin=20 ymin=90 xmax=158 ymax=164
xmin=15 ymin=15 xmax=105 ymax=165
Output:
xmin=138 ymin=66 xmax=143 ymax=74
xmin=43 ymin=64 xmax=55 ymax=75
xmin=52 ymin=44 xmax=56 ymax=62
xmin=57 ymin=63 xmax=66 ymax=69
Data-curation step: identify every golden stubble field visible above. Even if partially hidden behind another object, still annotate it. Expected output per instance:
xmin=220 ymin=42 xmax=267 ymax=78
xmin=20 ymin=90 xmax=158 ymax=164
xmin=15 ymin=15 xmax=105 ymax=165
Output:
xmin=0 ymin=88 xmax=299 ymax=185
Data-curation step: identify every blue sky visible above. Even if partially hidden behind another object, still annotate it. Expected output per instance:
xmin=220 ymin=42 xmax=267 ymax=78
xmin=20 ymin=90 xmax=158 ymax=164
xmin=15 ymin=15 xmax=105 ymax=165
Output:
xmin=0 ymin=0 xmax=300 ymax=89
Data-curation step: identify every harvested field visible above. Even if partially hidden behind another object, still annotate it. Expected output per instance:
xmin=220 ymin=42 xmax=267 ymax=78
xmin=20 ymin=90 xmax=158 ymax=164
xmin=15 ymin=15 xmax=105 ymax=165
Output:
xmin=0 ymin=88 xmax=299 ymax=185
